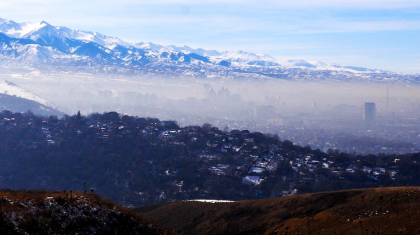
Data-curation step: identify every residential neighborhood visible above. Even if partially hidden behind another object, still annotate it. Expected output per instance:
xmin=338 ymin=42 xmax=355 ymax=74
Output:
xmin=0 ymin=110 xmax=418 ymax=206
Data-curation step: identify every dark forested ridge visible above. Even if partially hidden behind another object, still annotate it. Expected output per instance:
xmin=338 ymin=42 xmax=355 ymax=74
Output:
xmin=0 ymin=110 xmax=419 ymax=206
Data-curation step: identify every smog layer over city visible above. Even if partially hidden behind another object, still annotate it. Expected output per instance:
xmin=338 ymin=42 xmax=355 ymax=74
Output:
xmin=4 ymin=71 xmax=420 ymax=154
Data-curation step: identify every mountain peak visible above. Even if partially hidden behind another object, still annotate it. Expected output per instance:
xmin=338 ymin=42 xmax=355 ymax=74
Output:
xmin=38 ymin=21 xmax=54 ymax=30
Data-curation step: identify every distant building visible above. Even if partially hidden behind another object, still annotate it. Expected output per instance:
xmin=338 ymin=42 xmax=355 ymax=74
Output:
xmin=267 ymin=117 xmax=284 ymax=126
xmin=98 ymin=90 xmax=113 ymax=100
xmin=364 ymin=102 xmax=376 ymax=125
xmin=254 ymin=105 xmax=276 ymax=120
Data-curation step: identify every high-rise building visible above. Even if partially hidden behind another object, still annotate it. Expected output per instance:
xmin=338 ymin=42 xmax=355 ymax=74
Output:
xmin=364 ymin=102 xmax=376 ymax=124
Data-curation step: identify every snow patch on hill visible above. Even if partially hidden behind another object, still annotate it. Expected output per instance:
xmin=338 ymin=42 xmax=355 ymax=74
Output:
xmin=187 ymin=199 xmax=235 ymax=203
xmin=0 ymin=79 xmax=53 ymax=107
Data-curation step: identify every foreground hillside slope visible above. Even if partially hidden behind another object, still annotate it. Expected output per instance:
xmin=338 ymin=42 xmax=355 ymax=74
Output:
xmin=137 ymin=187 xmax=420 ymax=235
xmin=0 ymin=190 xmax=173 ymax=235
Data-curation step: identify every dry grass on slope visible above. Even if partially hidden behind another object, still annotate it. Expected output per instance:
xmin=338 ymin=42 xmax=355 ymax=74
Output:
xmin=136 ymin=187 xmax=420 ymax=235
xmin=0 ymin=190 xmax=175 ymax=235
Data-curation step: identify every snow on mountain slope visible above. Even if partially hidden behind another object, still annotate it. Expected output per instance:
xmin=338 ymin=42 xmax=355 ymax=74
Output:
xmin=0 ymin=17 xmax=418 ymax=83
xmin=134 ymin=42 xmax=166 ymax=51
xmin=0 ymin=18 xmax=128 ymax=49
xmin=58 ymin=27 xmax=131 ymax=48
xmin=0 ymin=19 xmax=42 ymax=38
xmin=0 ymin=79 xmax=53 ymax=107
xmin=0 ymin=18 xmax=370 ymax=70
xmin=22 ymin=21 xmax=66 ymax=43
xmin=214 ymin=50 xmax=275 ymax=63
xmin=159 ymin=45 xmax=221 ymax=57
xmin=0 ymin=18 xmax=288 ymax=68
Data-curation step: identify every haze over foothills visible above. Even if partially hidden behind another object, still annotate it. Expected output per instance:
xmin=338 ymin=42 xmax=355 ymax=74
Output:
xmin=0 ymin=1 xmax=419 ymax=155
xmin=1 ymin=0 xmax=420 ymax=74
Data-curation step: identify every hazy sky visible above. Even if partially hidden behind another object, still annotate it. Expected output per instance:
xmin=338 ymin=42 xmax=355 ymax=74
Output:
xmin=1 ymin=0 xmax=420 ymax=73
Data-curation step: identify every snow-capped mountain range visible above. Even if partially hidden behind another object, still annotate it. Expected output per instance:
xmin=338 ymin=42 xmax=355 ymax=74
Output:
xmin=0 ymin=18 xmax=419 ymax=83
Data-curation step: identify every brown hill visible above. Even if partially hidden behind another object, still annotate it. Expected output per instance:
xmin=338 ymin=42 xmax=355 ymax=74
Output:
xmin=0 ymin=190 xmax=175 ymax=235
xmin=135 ymin=187 xmax=420 ymax=235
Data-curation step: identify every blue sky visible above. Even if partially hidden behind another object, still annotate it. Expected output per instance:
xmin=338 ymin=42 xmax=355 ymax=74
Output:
xmin=1 ymin=0 xmax=420 ymax=73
